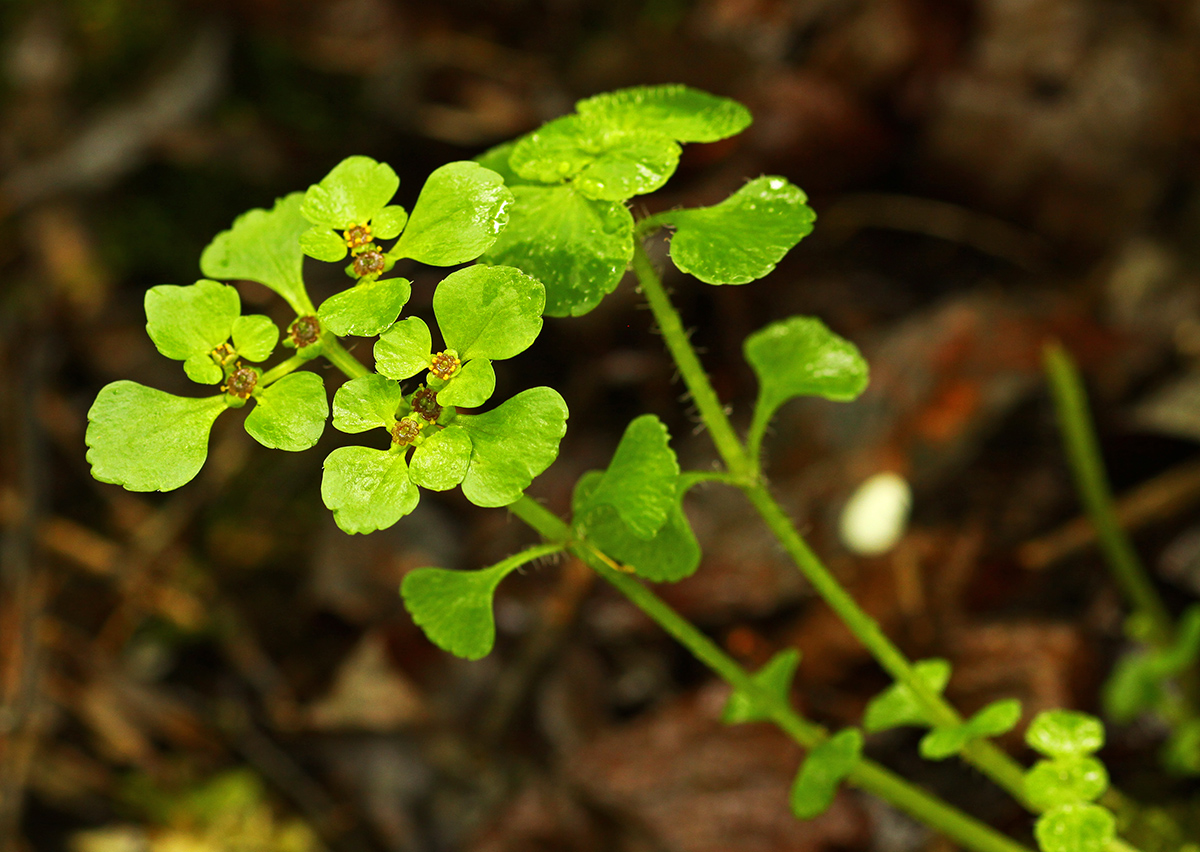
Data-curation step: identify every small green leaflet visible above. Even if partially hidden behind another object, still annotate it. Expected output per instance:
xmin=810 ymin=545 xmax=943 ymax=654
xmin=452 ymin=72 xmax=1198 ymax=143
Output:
xmin=318 ymin=277 xmax=412 ymax=338
xmin=661 ymin=177 xmax=816 ymax=285
xmin=332 ymin=374 xmax=405 ymax=434
xmin=1035 ymin=804 xmax=1116 ymax=852
xmin=231 ymin=315 xmax=279 ymax=362
xmin=790 ymin=729 xmax=863 ymax=820
xmin=435 ymin=265 xmax=545 ymax=361
xmin=1025 ymin=757 xmax=1109 ymax=810
xmin=863 ymin=659 xmax=952 ymax=732
xmin=745 ymin=316 xmax=869 ymax=429
xmin=243 ymin=372 xmax=328 ymax=452
xmin=576 ymin=414 xmax=679 ymax=539
xmin=200 ymin=192 xmax=314 ymax=315
xmin=481 ymin=183 xmax=634 ymax=318
xmin=722 ymin=649 xmax=800 ymax=725
xmin=374 ymin=317 xmax=433 ymax=380
xmin=1025 ymin=710 xmax=1105 ymax=759
xmin=301 ymin=156 xmax=399 ymax=229
xmin=321 ymin=446 xmax=419 ymax=535
xmin=1103 ymin=604 xmax=1200 ymax=723
xmin=145 ymin=280 xmax=240 ymax=361
xmin=86 ymin=382 xmax=227 ymax=492
xmin=919 ymin=698 xmax=1022 ymax=760
xmin=572 ymin=472 xmax=700 ymax=583
xmin=457 ymin=387 xmax=569 ymax=507
xmin=409 ymin=425 xmax=472 ymax=490
xmin=390 ymin=161 xmax=513 ymax=265
xmin=436 ymin=358 xmax=495 ymax=408
xmin=575 ymin=84 xmax=753 ymax=144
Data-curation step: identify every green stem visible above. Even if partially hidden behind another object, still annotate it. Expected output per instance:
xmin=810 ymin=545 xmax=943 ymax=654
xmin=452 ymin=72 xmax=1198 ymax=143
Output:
xmin=322 ymin=336 xmax=370 ymax=380
xmin=259 ymin=352 xmax=312 ymax=386
xmin=1043 ymin=342 xmax=1175 ymax=648
xmin=508 ymin=496 xmax=1035 ymax=852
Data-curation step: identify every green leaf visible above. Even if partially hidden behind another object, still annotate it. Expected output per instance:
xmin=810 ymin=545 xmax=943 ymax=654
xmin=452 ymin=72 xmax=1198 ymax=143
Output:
xmin=374 ymin=317 xmax=433 ymax=380
xmin=372 ymin=205 xmax=408 ymax=240
xmin=578 ymin=414 xmax=679 ymax=539
xmin=86 ymin=382 xmax=227 ymax=492
xmin=200 ymin=192 xmax=314 ymax=314
xmin=482 ymin=183 xmax=634 ymax=317
xmin=332 ymin=374 xmax=404 ymax=433
xmin=1035 ymin=804 xmax=1115 ymax=852
xmin=434 ymin=265 xmax=545 ymax=361
xmin=317 ymin=277 xmax=412 ymax=337
xmin=745 ymin=316 xmax=869 ymax=429
xmin=436 ymin=358 xmax=495 ymax=408
xmin=722 ymin=649 xmax=801 ymax=724
xmin=231 ymin=315 xmax=279 ymax=362
xmin=573 ymin=472 xmax=700 ymax=582
xmin=1026 ymin=710 xmax=1105 ymax=759
xmin=1026 ymin=757 xmax=1109 ymax=810
xmin=457 ymin=387 xmax=568 ymax=507
xmin=919 ymin=699 xmax=1022 ymax=760
xmin=391 ymin=162 xmax=513 ymax=265
xmin=1162 ymin=719 xmax=1200 ymax=775
xmin=144 ymin=280 xmax=240 ymax=360
xmin=790 ymin=729 xmax=864 ymax=820
xmin=321 ymin=445 xmax=419 ymax=534
xmin=299 ymin=227 xmax=348 ymax=262
xmin=662 ymin=177 xmax=816 ymax=285
xmin=401 ymin=564 xmax=507 ymax=660
xmin=575 ymin=84 xmax=753 ymax=143
xmin=184 ymin=353 xmax=223 ymax=385
xmin=474 ymin=140 xmax=530 ymax=187
xmin=1103 ymin=650 xmax=1163 ymax=723
xmin=409 ymin=425 xmax=472 ymax=490
xmin=301 ymin=156 xmax=399 ymax=229
xmin=863 ymin=659 xmax=952 ymax=732
xmin=243 ymin=372 xmax=327 ymax=452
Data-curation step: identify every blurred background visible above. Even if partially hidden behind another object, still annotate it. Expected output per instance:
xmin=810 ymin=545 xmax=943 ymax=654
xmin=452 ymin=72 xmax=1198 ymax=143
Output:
xmin=3 ymin=0 xmax=1200 ymax=850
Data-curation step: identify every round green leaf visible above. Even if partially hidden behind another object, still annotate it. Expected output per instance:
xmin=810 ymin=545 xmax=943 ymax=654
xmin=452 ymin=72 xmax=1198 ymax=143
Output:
xmin=401 ymin=565 xmax=506 ymax=660
xmin=572 ymin=472 xmax=700 ymax=583
xmin=374 ymin=317 xmax=433 ymax=380
xmin=86 ymin=382 xmax=227 ymax=492
xmin=371 ymin=205 xmax=408 ymax=240
xmin=790 ymin=729 xmax=864 ymax=819
xmin=1026 ymin=711 xmax=1106 ymax=758
xmin=578 ymin=414 xmax=679 ymax=539
xmin=391 ymin=162 xmax=513 ymax=265
xmin=200 ymin=192 xmax=314 ymax=315
xmin=1026 ymin=757 xmax=1109 ymax=810
xmin=184 ymin=353 xmax=223 ymax=385
xmin=1035 ymin=804 xmax=1115 ymax=852
xmin=663 ymin=177 xmax=816 ymax=285
xmin=436 ymin=358 xmax=495 ymax=408
xmin=745 ymin=317 xmax=869 ymax=428
xmin=434 ymin=265 xmax=545 ymax=362
xmin=457 ymin=387 xmax=568 ymax=507
xmin=409 ymin=425 xmax=472 ymax=490
xmin=482 ymin=184 xmax=633 ymax=317
xmin=231 ymin=314 xmax=279 ymax=362
xmin=575 ymin=84 xmax=753 ymax=143
xmin=318 ymin=277 xmax=412 ymax=338
xmin=299 ymin=227 xmax=348 ymax=262
xmin=321 ymin=445 xmax=419 ymax=534
xmin=722 ymin=649 xmax=801 ymax=725
xmin=301 ymin=156 xmax=399 ymax=229
xmin=244 ymin=372 xmax=328 ymax=452
xmin=332 ymin=374 xmax=404 ymax=434
xmin=144 ymin=280 xmax=239 ymax=361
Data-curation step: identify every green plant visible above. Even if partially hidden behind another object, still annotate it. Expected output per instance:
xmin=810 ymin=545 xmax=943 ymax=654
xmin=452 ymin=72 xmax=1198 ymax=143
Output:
xmin=86 ymin=84 xmax=1193 ymax=852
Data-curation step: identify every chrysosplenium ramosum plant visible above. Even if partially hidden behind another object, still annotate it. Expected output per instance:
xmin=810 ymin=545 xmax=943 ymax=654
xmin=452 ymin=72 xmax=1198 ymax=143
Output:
xmin=87 ymin=86 xmax=1189 ymax=852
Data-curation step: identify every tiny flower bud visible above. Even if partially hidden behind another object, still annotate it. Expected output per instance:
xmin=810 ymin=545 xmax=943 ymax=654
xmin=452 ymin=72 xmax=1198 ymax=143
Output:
xmin=391 ymin=417 xmax=423 ymax=447
xmin=225 ymin=365 xmax=258 ymax=399
xmin=352 ymin=249 xmax=386 ymax=278
xmin=429 ymin=350 xmax=461 ymax=381
xmin=288 ymin=315 xmax=321 ymax=348
xmin=411 ymin=386 xmax=442 ymax=422
xmin=344 ymin=224 xmax=373 ymax=250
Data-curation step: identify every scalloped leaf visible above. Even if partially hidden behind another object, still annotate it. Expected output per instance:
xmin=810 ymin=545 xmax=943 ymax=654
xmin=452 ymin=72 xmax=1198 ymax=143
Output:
xmin=1035 ymin=804 xmax=1115 ymax=852
xmin=1026 ymin=710 xmax=1105 ymax=759
xmin=401 ymin=564 xmax=507 ymax=660
xmin=722 ymin=649 xmax=801 ymax=725
xmin=200 ymin=192 xmax=313 ymax=314
xmin=790 ymin=730 xmax=863 ymax=820
xmin=144 ymin=280 xmax=239 ymax=361
xmin=863 ymin=659 xmax=952 ymax=732
xmin=919 ymin=698 xmax=1022 ymax=760
xmin=575 ymin=84 xmax=753 ymax=143
xmin=300 ymin=227 xmax=348 ymax=262
xmin=86 ymin=382 xmax=227 ymax=492
xmin=372 ymin=205 xmax=408 ymax=240
xmin=457 ymin=387 xmax=568 ymax=507
xmin=662 ymin=177 xmax=815 ymax=285
xmin=184 ymin=353 xmax=223 ymax=385
xmin=321 ymin=446 xmax=419 ymax=534
xmin=577 ymin=414 xmax=679 ymax=539
xmin=231 ymin=314 xmax=279 ymax=362
xmin=436 ymin=358 xmax=495 ymax=408
xmin=301 ymin=156 xmax=399 ymax=229
xmin=374 ymin=317 xmax=433 ymax=380
xmin=1025 ymin=757 xmax=1109 ymax=810
xmin=409 ymin=425 xmax=473 ymax=491
xmin=434 ymin=265 xmax=545 ymax=362
xmin=332 ymin=374 xmax=404 ymax=434
xmin=391 ymin=162 xmax=512 ymax=265
xmin=481 ymin=183 xmax=633 ymax=317
xmin=244 ymin=372 xmax=327 ymax=452
xmin=318 ymin=277 xmax=412 ymax=338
